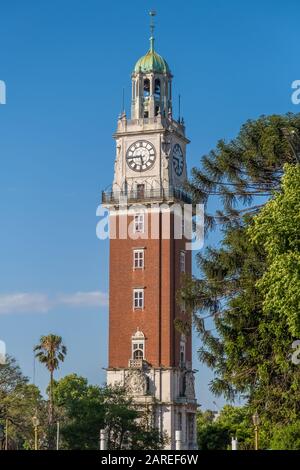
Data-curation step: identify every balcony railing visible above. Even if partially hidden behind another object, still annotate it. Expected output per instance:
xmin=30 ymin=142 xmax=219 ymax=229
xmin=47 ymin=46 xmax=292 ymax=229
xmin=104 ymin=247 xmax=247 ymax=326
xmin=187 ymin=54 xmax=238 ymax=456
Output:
xmin=102 ymin=187 xmax=192 ymax=205
xmin=125 ymin=116 xmax=185 ymax=132
xmin=128 ymin=359 xmax=146 ymax=369
xmin=127 ymin=117 xmax=161 ymax=126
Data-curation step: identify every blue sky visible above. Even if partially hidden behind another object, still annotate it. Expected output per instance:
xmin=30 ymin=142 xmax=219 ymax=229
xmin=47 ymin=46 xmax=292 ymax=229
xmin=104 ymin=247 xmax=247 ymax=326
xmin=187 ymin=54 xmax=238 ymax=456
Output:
xmin=0 ymin=0 xmax=299 ymax=410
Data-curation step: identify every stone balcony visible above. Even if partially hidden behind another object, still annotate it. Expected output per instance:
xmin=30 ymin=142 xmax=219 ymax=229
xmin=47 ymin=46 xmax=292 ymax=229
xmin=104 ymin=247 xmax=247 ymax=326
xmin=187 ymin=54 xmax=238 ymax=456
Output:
xmin=128 ymin=358 xmax=147 ymax=369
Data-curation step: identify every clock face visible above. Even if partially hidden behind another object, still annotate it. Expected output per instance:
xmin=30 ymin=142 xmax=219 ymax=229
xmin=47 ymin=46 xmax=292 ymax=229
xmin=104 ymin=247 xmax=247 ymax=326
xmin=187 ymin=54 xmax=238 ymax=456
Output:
xmin=172 ymin=143 xmax=184 ymax=176
xmin=126 ymin=140 xmax=156 ymax=172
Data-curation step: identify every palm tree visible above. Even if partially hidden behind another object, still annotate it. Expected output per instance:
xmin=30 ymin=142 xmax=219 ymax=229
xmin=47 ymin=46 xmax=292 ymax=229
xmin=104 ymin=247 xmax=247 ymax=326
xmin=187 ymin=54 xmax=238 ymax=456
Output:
xmin=34 ymin=334 xmax=67 ymax=426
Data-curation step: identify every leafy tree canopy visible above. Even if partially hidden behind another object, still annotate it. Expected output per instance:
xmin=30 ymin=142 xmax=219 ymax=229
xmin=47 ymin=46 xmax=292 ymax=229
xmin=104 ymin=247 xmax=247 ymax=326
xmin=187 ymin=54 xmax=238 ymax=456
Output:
xmin=53 ymin=374 xmax=166 ymax=450
xmin=0 ymin=356 xmax=45 ymax=449
xmin=270 ymin=421 xmax=300 ymax=450
xmin=249 ymin=163 xmax=300 ymax=337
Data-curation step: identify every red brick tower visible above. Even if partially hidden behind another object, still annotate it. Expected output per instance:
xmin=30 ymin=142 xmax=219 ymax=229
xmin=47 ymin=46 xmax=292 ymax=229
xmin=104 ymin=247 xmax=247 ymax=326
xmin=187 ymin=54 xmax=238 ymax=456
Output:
xmin=102 ymin=15 xmax=197 ymax=449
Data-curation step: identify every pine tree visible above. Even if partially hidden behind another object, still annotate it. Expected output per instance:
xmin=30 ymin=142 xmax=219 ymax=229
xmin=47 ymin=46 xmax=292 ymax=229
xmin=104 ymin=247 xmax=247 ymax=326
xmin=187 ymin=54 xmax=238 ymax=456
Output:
xmin=187 ymin=113 xmax=300 ymax=228
xmin=179 ymin=115 xmax=300 ymax=426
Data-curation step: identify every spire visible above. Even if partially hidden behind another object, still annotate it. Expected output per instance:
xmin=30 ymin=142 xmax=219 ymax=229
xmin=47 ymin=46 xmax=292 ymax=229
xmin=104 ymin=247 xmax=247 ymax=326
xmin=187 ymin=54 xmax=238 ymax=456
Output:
xmin=149 ymin=10 xmax=156 ymax=52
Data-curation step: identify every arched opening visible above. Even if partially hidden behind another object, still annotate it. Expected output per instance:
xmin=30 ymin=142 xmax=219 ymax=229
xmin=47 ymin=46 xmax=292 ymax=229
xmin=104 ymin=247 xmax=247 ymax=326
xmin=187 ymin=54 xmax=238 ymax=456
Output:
xmin=132 ymin=329 xmax=145 ymax=362
xmin=154 ymin=78 xmax=161 ymax=98
xmin=179 ymin=373 xmax=186 ymax=397
xmin=180 ymin=349 xmax=185 ymax=365
xmin=143 ymin=78 xmax=150 ymax=97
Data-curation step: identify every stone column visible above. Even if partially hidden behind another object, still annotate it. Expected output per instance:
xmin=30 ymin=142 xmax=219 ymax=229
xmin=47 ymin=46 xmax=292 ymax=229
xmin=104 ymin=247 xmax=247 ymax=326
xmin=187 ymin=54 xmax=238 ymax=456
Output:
xmin=231 ymin=437 xmax=238 ymax=450
xmin=175 ymin=430 xmax=183 ymax=450
xmin=99 ymin=429 xmax=107 ymax=450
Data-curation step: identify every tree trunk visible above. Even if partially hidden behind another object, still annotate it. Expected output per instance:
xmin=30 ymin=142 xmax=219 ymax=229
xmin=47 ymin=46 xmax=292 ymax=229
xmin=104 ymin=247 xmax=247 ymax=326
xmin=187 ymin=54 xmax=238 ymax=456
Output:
xmin=49 ymin=370 xmax=53 ymax=425
xmin=47 ymin=369 xmax=54 ymax=449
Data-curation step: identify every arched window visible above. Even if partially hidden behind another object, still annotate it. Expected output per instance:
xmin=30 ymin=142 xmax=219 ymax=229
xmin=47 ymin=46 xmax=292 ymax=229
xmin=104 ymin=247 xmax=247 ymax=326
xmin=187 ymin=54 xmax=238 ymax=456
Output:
xmin=132 ymin=329 xmax=145 ymax=361
xmin=179 ymin=373 xmax=186 ymax=397
xmin=133 ymin=348 xmax=143 ymax=359
xmin=143 ymin=79 xmax=150 ymax=97
xmin=154 ymin=78 xmax=161 ymax=98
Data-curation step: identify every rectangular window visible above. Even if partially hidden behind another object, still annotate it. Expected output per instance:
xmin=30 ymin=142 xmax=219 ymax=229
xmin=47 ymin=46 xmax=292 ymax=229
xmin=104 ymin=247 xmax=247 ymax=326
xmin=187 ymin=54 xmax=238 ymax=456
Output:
xmin=132 ymin=342 xmax=144 ymax=353
xmin=132 ymin=342 xmax=144 ymax=360
xmin=133 ymin=288 xmax=144 ymax=309
xmin=134 ymin=213 xmax=144 ymax=233
xmin=180 ymin=251 xmax=186 ymax=273
xmin=133 ymin=249 xmax=144 ymax=269
xmin=137 ymin=184 xmax=145 ymax=199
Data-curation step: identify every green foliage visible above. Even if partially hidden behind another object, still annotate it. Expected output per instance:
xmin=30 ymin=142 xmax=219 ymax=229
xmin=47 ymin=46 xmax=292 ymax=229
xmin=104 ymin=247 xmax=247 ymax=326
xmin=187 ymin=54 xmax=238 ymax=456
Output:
xmin=181 ymin=201 xmax=300 ymax=423
xmin=250 ymin=164 xmax=300 ymax=336
xmin=197 ymin=406 xmax=256 ymax=450
xmin=0 ymin=356 xmax=46 ymax=449
xmin=53 ymin=374 xmax=105 ymax=449
xmin=180 ymin=223 xmax=268 ymax=402
xmin=197 ymin=410 xmax=229 ymax=450
xmin=34 ymin=333 xmax=67 ymax=437
xmin=181 ymin=117 xmax=300 ymax=430
xmin=187 ymin=113 xmax=300 ymax=226
xmin=34 ymin=335 xmax=67 ymax=374
xmin=1 ymin=357 xmax=166 ymax=450
xmin=217 ymin=406 xmax=253 ymax=448
xmin=197 ymin=405 xmax=276 ymax=450
xmin=103 ymin=385 xmax=166 ymax=450
xmin=270 ymin=421 xmax=300 ymax=450
xmin=53 ymin=374 xmax=166 ymax=450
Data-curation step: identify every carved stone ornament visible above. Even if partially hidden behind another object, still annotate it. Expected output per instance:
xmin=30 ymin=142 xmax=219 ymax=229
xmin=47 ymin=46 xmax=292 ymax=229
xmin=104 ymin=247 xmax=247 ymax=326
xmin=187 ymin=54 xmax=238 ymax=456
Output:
xmin=126 ymin=369 xmax=147 ymax=396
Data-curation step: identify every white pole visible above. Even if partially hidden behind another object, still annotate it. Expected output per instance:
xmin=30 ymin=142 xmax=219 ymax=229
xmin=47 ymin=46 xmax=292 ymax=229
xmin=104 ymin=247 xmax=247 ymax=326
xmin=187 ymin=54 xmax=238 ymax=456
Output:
xmin=231 ymin=437 xmax=238 ymax=450
xmin=175 ymin=430 xmax=182 ymax=450
xmin=56 ymin=421 xmax=60 ymax=450
xmin=100 ymin=429 xmax=107 ymax=450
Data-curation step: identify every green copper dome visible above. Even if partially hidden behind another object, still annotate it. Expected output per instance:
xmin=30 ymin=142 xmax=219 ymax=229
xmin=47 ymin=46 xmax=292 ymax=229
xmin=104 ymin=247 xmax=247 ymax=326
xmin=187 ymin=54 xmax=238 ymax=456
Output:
xmin=134 ymin=48 xmax=170 ymax=74
xmin=134 ymin=31 xmax=170 ymax=74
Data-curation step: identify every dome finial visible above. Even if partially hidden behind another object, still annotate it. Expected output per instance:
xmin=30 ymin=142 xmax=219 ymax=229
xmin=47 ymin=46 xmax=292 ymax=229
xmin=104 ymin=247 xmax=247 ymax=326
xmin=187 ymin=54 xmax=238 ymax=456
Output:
xmin=149 ymin=10 xmax=156 ymax=52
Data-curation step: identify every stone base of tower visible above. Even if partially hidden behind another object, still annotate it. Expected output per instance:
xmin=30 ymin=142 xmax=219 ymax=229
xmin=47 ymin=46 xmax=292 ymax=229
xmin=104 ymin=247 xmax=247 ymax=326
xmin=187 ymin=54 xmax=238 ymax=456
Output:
xmin=107 ymin=366 xmax=198 ymax=450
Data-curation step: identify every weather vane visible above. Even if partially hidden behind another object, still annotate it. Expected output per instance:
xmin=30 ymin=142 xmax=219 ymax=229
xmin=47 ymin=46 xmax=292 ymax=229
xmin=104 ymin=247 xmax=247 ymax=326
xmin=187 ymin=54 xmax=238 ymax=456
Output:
xmin=149 ymin=10 xmax=156 ymax=51
xmin=149 ymin=10 xmax=156 ymax=35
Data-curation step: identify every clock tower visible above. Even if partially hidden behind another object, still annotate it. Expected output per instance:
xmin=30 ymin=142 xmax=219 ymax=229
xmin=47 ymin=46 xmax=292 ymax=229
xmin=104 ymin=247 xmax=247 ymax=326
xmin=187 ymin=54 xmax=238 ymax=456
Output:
xmin=102 ymin=14 xmax=198 ymax=450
